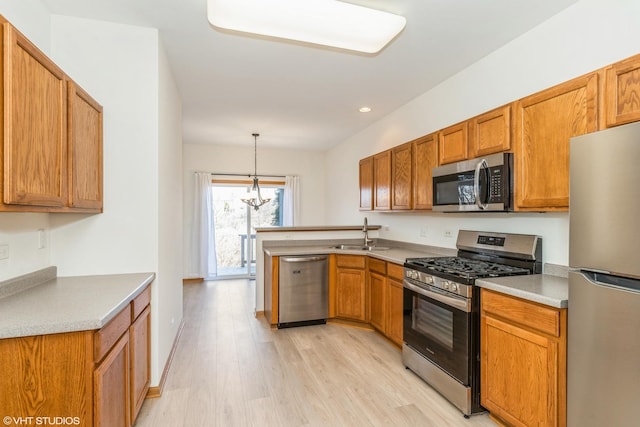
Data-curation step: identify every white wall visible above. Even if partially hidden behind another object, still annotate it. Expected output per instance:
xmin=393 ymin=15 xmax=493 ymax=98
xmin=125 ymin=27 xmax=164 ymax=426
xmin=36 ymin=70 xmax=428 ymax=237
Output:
xmin=47 ymin=15 xmax=183 ymax=387
xmin=325 ymin=0 xmax=640 ymax=268
xmin=182 ymin=143 xmax=325 ymax=277
xmin=156 ymin=39 xmax=184 ymax=377
xmin=0 ymin=0 xmax=51 ymax=51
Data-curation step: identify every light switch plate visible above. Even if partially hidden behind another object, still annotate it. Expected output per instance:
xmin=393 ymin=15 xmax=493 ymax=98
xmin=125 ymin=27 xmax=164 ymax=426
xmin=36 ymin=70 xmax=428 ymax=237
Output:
xmin=0 ymin=244 xmax=9 ymax=260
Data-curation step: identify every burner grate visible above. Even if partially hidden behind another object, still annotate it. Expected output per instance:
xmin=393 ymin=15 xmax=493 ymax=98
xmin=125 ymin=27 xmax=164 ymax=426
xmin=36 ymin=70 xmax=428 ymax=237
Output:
xmin=406 ymin=256 xmax=530 ymax=280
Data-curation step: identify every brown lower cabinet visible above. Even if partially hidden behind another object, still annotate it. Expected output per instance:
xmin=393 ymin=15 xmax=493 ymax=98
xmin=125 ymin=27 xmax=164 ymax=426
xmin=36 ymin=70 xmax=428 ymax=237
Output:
xmin=335 ymin=255 xmax=367 ymax=321
xmin=481 ymin=288 xmax=566 ymax=427
xmin=0 ymin=284 xmax=151 ymax=427
xmin=367 ymin=258 xmax=404 ymax=346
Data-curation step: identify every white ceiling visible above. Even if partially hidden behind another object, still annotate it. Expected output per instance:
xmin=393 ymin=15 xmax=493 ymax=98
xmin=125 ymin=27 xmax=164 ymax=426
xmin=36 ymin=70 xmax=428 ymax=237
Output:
xmin=41 ymin=0 xmax=578 ymax=150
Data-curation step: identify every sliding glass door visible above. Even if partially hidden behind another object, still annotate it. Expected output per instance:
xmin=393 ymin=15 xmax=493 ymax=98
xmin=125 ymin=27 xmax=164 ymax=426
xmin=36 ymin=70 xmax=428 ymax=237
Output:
xmin=211 ymin=181 xmax=284 ymax=278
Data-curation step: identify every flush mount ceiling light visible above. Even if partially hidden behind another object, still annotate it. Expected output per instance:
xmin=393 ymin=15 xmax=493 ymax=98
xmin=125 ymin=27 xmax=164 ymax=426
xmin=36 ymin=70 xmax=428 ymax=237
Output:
xmin=207 ymin=0 xmax=406 ymax=54
xmin=359 ymin=106 xmax=372 ymax=113
xmin=241 ymin=133 xmax=271 ymax=211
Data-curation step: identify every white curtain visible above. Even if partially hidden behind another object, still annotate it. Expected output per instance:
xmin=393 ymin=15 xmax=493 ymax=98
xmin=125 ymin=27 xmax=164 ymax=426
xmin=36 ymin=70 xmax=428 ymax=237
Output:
xmin=283 ymin=175 xmax=300 ymax=226
xmin=191 ymin=172 xmax=217 ymax=279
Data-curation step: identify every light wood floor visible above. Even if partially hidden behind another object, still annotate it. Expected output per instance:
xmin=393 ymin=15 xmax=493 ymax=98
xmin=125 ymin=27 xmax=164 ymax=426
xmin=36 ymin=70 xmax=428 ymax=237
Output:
xmin=134 ymin=279 xmax=497 ymax=427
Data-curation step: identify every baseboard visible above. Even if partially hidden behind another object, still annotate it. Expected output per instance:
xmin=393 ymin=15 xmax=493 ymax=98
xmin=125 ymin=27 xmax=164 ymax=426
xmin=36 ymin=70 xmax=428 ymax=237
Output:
xmin=183 ymin=277 xmax=204 ymax=284
xmin=146 ymin=318 xmax=186 ymax=399
xmin=254 ymin=310 xmax=265 ymax=318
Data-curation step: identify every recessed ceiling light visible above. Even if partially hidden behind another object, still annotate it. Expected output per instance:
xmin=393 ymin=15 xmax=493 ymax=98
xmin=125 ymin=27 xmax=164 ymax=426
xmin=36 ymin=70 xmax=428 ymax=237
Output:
xmin=359 ymin=107 xmax=372 ymax=113
xmin=207 ymin=0 xmax=406 ymax=54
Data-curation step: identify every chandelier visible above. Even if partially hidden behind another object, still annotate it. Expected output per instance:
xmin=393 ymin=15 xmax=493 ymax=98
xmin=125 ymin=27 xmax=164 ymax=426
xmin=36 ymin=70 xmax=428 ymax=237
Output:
xmin=241 ymin=133 xmax=271 ymax=210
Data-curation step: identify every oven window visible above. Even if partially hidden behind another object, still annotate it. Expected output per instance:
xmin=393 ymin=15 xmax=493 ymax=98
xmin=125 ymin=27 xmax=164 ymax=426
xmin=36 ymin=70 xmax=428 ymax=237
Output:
xmin=413 ymin=297 xmax=454 ymax=351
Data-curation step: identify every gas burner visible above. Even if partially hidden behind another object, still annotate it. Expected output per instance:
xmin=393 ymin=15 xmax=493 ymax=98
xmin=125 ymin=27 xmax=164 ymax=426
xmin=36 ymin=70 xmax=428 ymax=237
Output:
xmin=406 ymin=256 xmax=530 ymax=280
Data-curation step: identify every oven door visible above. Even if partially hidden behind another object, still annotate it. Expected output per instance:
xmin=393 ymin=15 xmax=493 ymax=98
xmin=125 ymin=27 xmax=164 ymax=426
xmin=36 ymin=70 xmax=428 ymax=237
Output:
xmin=403 ymin=279 xmax=472 ymax=385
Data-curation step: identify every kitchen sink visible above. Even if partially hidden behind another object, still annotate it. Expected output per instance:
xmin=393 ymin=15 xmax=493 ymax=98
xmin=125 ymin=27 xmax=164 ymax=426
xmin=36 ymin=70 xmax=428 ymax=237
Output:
xmin=331 ymin=244 xmax=390 ymax=251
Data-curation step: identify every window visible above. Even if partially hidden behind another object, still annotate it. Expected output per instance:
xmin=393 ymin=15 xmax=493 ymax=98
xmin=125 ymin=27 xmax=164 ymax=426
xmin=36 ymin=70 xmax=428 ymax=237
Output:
xmin=211 ymin=179 xmax=284 ymax=277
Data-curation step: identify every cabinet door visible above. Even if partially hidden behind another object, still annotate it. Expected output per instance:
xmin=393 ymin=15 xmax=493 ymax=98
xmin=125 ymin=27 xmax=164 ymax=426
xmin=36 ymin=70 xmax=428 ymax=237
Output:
xmin=438 ymin=121 xmax=468 ymax=165
xmin=386 ymin=278 xmax=404 ymax=346
xmin=513 ymin=73 xmax=599 ymax=211
xmin=391 ymin=142 xmax=413 ymax=210
xmin=359 ymin=156 xmax=373 ymax=210
xmin=373 ymin=151 xmax=391 ymax=210
xmin=605 ymin=53 xmax=640 ymax=127
xmin=412 ymin=133 xmax=438 ymax=210
xmin=336 ymin=267 xmax=366 ymax=321
xmin=95 ymin=333 xmax=130 ymax=427
xmin=469 ymin=105 xmax=511 ymax=158
xmin=68 ymin=81 xmax=103 ymax=210
xmin=2 ymin=22 xmax=67 ymax=207
xmin=0 ymin=332 xmax=93 ymax=424
xmin=368 ymin=271 xmax=386 ymax=332
xmin=481 ymin=315 xmax=560 ymax=427
xmin=130 ymin=306 xmax=150 ymax=423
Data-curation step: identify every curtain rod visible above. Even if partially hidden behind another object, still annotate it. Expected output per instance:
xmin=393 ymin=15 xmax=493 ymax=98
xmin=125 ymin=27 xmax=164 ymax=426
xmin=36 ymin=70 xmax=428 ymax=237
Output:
xmin=197 ymin=171 xmax=288 ymax=179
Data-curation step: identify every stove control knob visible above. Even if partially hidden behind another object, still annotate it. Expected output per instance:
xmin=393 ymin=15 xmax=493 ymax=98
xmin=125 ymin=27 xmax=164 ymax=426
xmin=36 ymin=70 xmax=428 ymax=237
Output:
xmin=450 ymin=283 xmax=458 ymax=292
xmin=442 ymin=281 xmax=450 ymax=290
xmin=425 ymin=276 xmax=434 ymax=284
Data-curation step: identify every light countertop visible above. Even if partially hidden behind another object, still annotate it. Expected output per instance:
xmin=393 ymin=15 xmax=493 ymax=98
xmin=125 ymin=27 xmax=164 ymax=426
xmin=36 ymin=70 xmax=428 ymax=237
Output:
xmin=263 ymin=244 xmax=453 ymax=265
xmin=0 ymin=271 xmax=155 ymax=339
xmin=476 ymin=274 xmax=568 ymax=308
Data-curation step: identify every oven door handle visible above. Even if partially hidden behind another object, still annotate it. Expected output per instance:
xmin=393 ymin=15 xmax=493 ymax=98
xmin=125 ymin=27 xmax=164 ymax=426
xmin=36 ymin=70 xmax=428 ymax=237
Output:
xmin=403 ymin=280 xmax=471 ymax=312
xmin=473 ymin=158 xmax=489 ymax=210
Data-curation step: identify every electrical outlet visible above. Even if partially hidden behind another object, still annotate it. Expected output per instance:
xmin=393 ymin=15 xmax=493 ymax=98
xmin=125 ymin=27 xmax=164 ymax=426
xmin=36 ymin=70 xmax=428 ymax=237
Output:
xmin=443 ymin=230 xmax=454 ymax=238
xmin=0 ymin=244 xmax=9 ymax=260
xmin=420 ymin=227 xmax=428 ymax=237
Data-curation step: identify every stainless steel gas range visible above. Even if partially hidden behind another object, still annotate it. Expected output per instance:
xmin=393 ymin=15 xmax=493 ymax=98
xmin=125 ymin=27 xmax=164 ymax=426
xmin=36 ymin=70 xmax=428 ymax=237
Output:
xmin=402 ymin=230 xmax=542 ymax=416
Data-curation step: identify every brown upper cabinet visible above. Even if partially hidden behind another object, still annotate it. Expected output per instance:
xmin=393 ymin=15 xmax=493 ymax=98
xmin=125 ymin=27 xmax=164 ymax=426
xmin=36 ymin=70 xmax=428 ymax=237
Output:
xmin=68 ymin=82 xmax=103 ymax=210
xmin=412 ymin=133 xmax=438 ymax=210
xmin=373 ymin=151 xmax=391 ymax=210
xmin=359 ymin=156 xmax=373 ymax=210
xmin=438 ymin=121 xmax=468 ymax=165
xmin=391 ymin=142 xmax=413 ymax=210
xmin=2 ymin=20 xmax=67 ymax=208
xmin=469 ymin=104 xmax=512 ymax=158
xmin=604 ymin=53 xmax=640 ymax=127
xmin=513 ymin=72 xmax=599 ymax=211
xmin=358 ymin=53 xmax=640 ymax=213
xmin=0 ymin=16 xmax=103 ymax=213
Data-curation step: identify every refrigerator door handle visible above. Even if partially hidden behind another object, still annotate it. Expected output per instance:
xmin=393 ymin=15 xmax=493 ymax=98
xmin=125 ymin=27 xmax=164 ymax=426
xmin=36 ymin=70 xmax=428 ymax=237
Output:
xmin=579 ymin=269 xmax=640 ymax=293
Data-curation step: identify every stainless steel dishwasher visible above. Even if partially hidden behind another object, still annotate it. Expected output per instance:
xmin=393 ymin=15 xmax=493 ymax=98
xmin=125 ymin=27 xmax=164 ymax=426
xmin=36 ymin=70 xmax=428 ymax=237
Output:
xmin=278 ymin=255 xmax=328 ymax=328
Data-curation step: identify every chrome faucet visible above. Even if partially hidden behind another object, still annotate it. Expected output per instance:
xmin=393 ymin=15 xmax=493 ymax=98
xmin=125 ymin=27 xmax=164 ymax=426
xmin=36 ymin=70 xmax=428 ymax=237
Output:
xmin=363 ymin=217 xmax=374 ymax=247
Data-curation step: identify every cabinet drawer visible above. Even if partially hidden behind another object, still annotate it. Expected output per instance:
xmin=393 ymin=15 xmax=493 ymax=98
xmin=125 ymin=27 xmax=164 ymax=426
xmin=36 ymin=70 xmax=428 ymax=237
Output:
xmin=387 ymin=262 xmax=404 ymax=281
xmin=132 ymin=285 xmax=151 ymax=321
xmin=368 ymin=258 xmax=386 ymax=274
xmin=481 ymin=289 xmax=560 ymax=337
xmin=94 ymin=304 xmax=132 ymax=362
xmin=336 ymin=255 xmax=365 ymax=269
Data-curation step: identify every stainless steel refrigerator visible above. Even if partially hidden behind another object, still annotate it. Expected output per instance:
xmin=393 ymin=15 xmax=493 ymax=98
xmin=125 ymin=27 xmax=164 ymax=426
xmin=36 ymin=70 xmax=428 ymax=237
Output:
xmin=568 ymin=121 xmax=640 ymax=427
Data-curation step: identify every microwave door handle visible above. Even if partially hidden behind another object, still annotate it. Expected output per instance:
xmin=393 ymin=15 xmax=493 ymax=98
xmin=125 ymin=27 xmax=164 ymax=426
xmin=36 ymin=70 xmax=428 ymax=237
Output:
xmin=473 ymin=158 xmax=489 ymax=210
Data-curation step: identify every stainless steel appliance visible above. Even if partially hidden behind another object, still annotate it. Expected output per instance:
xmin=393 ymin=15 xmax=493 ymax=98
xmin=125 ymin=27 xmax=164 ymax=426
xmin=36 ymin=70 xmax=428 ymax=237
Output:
xmin=432 ymin=152 xmax=513 ymax=212
xmin=568 ymin=122 xmax=640 ymax=427
xmin=403 ymin=230 xmax=541 ymax=416
xmin=278 ymin=255 xmax=328 ymax=328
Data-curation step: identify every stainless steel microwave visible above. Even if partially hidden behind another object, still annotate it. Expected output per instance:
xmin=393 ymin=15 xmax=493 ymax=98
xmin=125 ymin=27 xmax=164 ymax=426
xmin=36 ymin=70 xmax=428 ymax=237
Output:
xmin=432 ymin=152 xmax=513 ymax=212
